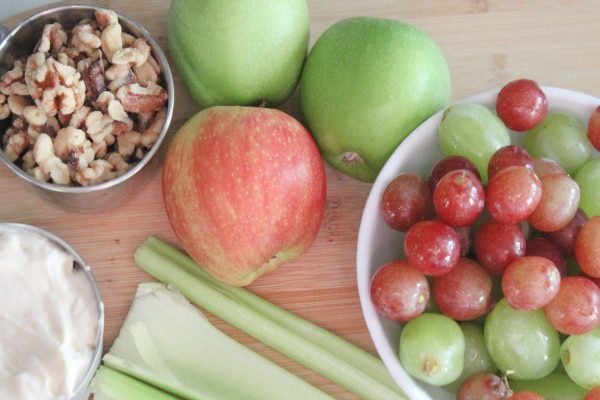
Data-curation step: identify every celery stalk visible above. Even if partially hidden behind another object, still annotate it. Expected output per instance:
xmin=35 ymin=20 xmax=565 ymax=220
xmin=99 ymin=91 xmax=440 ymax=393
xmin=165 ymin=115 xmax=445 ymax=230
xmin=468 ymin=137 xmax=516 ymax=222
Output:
xmin=96 ymin=282 xmax=334 ymax=400
xmin=91 ymin=366 xmax=179 ymax=400
xmin=134 ymin=235 xmax=408 ymax=400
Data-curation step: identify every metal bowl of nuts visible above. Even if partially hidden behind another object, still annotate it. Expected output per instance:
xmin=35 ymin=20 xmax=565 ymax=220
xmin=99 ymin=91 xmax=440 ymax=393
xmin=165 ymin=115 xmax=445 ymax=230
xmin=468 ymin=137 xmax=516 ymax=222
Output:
xmin=0 ymin=4 xmax=174 ymax=213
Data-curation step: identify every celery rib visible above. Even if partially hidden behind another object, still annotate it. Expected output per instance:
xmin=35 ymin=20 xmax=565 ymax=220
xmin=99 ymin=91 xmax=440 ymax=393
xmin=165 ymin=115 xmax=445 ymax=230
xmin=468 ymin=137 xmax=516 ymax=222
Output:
xmin=100 ymin=282 xmax=333 ymax=400
xmin=91 ymin=366 xmax=180 ymax=400
xmin=134 ymin=235 xmax=408 ymax=400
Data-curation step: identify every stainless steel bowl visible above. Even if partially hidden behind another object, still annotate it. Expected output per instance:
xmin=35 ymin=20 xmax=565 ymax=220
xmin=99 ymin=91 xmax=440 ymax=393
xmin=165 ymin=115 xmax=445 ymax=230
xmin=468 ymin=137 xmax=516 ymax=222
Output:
xmin=0 ymin=222 xmax=104 ymax=400
xmin=0 ymin=5 xmax=174 ymax=213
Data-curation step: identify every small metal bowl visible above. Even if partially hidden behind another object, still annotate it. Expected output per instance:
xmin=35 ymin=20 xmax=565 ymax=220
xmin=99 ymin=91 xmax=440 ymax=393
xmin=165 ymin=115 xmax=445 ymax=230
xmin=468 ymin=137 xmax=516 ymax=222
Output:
xmin=0 ymin=222 xmax=104 ymax=400
xmin=0 ymin=5 xmax=174 ymax=213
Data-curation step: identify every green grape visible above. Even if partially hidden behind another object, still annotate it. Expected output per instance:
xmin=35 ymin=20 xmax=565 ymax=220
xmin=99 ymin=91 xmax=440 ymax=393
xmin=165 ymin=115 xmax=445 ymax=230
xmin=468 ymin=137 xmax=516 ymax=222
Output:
xmin=575 ymin=157 xmax=600 ymax=218
xmin=484 ymin=298 xmax=560 ymax=380
xmin=524 ymin=111 xmax=594 ymax=177
xmin=508 ymin=372 xmax=587 ymax=400
xmin=399 ymin=312 xmax=465 ymax=386
xmin=443 ymin=322 xmax=497 ymax=393
xmin=560 ymin=324 xmax=600 ymax=389
xmin=439 ymin=103 xmax=511 ymax=184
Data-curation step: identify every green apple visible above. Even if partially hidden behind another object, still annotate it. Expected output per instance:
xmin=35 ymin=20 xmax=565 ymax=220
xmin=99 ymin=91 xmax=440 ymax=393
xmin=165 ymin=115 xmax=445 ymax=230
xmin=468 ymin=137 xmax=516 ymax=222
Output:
xmin=299 ymin=17 xmax=451 ymax=182
xmin=168 ymin=0 xmax=310 ymax=109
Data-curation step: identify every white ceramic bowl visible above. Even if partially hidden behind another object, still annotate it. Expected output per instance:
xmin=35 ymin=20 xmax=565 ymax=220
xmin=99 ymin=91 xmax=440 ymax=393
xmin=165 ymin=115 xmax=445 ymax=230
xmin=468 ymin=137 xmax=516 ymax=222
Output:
xmin=356 ymin=87 xmax=600 ymax=399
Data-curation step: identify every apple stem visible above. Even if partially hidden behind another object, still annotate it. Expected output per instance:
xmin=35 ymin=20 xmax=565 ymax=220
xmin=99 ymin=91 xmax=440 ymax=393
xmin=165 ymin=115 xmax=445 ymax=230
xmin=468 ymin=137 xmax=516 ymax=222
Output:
xmin=341 ymin=151 xmax=363 ymax=164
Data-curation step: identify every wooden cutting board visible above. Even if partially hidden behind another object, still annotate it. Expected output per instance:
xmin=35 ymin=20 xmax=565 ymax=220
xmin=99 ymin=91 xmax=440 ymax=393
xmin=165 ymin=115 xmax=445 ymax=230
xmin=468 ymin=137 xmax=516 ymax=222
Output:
xmin=2 ymin=1 xmax=600 ymax=398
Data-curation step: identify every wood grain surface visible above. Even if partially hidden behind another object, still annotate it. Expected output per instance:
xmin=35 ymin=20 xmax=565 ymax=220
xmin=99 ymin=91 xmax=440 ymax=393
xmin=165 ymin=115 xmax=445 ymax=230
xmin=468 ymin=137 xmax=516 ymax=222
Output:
xmin=2 ymin=1 xmax=600 ymax=399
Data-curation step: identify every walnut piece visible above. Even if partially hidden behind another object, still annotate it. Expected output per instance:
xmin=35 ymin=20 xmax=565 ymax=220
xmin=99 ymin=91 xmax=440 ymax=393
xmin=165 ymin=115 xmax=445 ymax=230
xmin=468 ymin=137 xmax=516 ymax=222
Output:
xmin=32 ymin=133 xmax=70 ymax=185
xmin=24 ymin=53 xmax=86 ymax=116
xmin=116 ymin=82 xmax=168 ymax=114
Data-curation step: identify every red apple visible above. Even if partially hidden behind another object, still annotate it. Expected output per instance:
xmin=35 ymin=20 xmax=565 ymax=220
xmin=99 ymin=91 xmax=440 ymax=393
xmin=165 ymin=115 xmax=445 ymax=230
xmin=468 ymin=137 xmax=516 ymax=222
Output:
xmin=162 ymin=106 xmax=327 ymax=287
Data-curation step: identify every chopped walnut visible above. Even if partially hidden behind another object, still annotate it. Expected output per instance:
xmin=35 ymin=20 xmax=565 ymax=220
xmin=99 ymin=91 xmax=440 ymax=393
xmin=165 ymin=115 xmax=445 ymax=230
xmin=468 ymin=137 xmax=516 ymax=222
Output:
xmin=134 ymin=55 xmax=160 ymax=86
xmin=101 ymin=22 xmax=122 ymax=62
xmin=53 ymin=126 xmax=96 ymax=173
xmin=0 ymin=60 xmax=29 ymax=96
xmin=112 ymin=47 xmax=145 ymax=67
xmin=95 ymin=9 xmax=119 ymax=30
xmin=71 ymin=23 xmax=102 ymax=57
xmin=0 ymin=98 xmax=10 ymax=120
xmin=21 ymin=150 xmax=35 ymax=172
xmin=32 ymin=133 xmax=70 ymax=184
xmin=105 ymin=63 xmax=138 ymax=92
xmin=24 ymin=53 xmax=86 ymax=116
xmin=117 ymin=130 xmax=141 ymax=158
xmin=141 ymin=107 xmax=167 ymax=148
xmin=121 ymin=32 xmax=136 ymax=48
xmin=22 ymin=105 xmax=47 ymax=126
xmin=108 ymin=97 xmax=129 ymax=123
xmin=95 ymin=91 xmax=130 ymax=123
xmin=92 ymin=139 xmax=107 ymax=158
xmin=0 ymin=10 xmax=168 ymax=187
xmin=7 ymin=94 xmax=33 ymax=116
xmin=76 ymin=159 xmax=116 ymax=186
xmin=22 ymin=105 xmax=59 ymax=142
xmin=56 ymin=51 xmax=76 ymax=69
xmin=116 ymin=82 xmax=167 ymax=114
xmin=85 ymin=110 xmax=114 ymax=144
xmin=94 ymin=90 xmax=114 ymax=114
xmin=112 ymin=37 xmax=150 ymax=67
xmin=35 ymin=22 xmax=68 ymax=54
xmin=66 ymin=105 xmax=91 ymax=129
xmin=3 ymin=131 xmax=29 ymax=161
xmin=79 ymin=57 xmax=105 ymax=100
xmin=108 ymin=152 xmax=129 ymax=173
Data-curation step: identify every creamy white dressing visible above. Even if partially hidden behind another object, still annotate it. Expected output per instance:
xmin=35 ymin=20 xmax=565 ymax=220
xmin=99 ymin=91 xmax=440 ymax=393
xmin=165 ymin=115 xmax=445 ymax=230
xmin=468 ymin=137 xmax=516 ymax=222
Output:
xmin=0 ymin=230 xmax=100 ymax=399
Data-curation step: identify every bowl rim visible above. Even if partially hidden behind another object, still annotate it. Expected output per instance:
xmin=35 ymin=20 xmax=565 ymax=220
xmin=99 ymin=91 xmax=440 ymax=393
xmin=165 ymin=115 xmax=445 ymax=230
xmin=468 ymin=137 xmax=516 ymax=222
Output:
xmin=0 ymin=221 xmax=105 ymax=398
xmin=356 ymin=86 xmax=600 ymax=399
xmin=0 ymin=4 xmax=175 ymax=195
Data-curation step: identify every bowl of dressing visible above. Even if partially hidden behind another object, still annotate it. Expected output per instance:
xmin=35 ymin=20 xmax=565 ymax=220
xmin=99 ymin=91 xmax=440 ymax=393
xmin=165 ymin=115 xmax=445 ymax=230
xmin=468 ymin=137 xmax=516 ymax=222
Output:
xmin=0 ymin=222 xmax=104 ymax=400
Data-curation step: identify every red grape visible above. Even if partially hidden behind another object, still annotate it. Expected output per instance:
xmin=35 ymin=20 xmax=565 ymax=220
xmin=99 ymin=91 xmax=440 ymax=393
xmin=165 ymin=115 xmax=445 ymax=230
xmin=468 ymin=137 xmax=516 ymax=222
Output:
xmin=575 ymin=216 xmax=600 ymax=278
xmin=456 ymin=373 xmax=511 ymax=400
xmin=487 ymin=145 xmax=534 ymax=180
xmin=370 ymin=260 xmax=429 ymax=322
xmin=496 ymin=78 xmax=548 ymax=131
xmin=587 ymin=104 xmax=600 ymax=152
xmin=542 ymin=208 xmax=587 ymax=258
xmin=474 ymin=218 xmax=526 ymax=275
xmin=404 ymin=219 xmax=460 ymax=276
xmin=428 ymin=155 xmax=481 ymax=193
xmin=433 ymin=257 xmax=494 ymax=320
xmin=544 ymin=276 xmax=600 ymax=335
xmin=509 ymin=391 xmax=545 ymax=400
xmin=380 ymin=173 xmax=432 ymax=231
xmin=525 ymin=237 xmax=567 ymax=277
xmin=584 ymin=386 xmax=600 ymax=400
xmin=486 ymin=165 xmax=542 ymax=224
xmin=532 ymin=156 xmax=566 ymax=178
xmin=454 ymin=224 xmax=473 ymax=257
xmin=587 ymin=275 xmax=600 ymax=289
xmin=528 ymin=173 xmax=580 ymax=232
xmin=502 ymin=255 xmax=561 ymax=311
xmin=433 ymin=169 xmax=485 ymax=227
